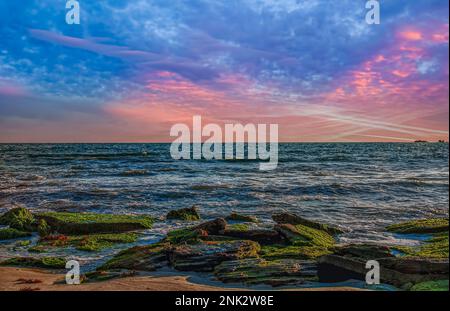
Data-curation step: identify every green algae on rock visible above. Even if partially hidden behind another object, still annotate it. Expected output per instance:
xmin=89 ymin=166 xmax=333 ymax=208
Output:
xmin=0 ymin=228 xmax=32 ymax=240
xmin=166 ymin=206 xmax=200 ymax=221
xmin=0 ymin=256 xmax=66 ymax=269
xmin=272 ymin=212 xmax=344 ymax=235
xmin=260 ymin=245 xmax=332 ymax=260
xmin=387 ymin=218 xmax=449 ymax=234
xmin=165 ymin=228 xmax=202 ymax=244
xmin=34 ymin=233 xmax=140 ymax=252
xmin=411 ymin=279 xmax=449 ymax=291
xmin=275 ymin=223 xmax=335 ymax=248
xmin=36 ymin=212 xmax=154 ymax=234
xmin=0 ymin=207 xmax=35 ymax=231
xmin=214 ymin=258 xmax=317 ymax=286
xmin=98 ymin=243 xmax=168 ymax=271
xmin=82 ymin=270 xmax=138 ymax=283
xmin=392 ymin=232 xmax=449 ymax=259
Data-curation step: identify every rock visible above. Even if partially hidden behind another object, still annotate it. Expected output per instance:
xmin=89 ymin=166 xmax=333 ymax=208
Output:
xmin=168 ymin=240 xmax=260 ymax=272
xmin=0 ymin=228 xmax=32 ymax=240
xmin=274 ymin=223 xmax=335 ymax=248
xmin=166 ymin=206 xmax=200 ymax=221
xmin=35 ymin=212 xmax=154 ymax=235
xmin=222 ymin=229 xmax=286 ymax=245
xmin=0 ymin=256 xmax=66 ymax=269
xmin=260 ymin=245 xmax=332 ymax=260
xmin=0 ymin=207 xmax=35 ymax=231
xmin=225 ymin=212 xmax=258 ymax=223
xmin=386 ymin=218 xmax=449 ymax=234
xmin=214 ymin=258 xmax=317 ymax=286
xmin=98 ymin=243 xmax=168 ymax=271
xmin=318 ymin=255 xmax=448 ymax=287
xmin=272 ymin=213 xmax=344 ymax=235
xmin=411 ymin=279 xmax=449 ymax=291
xmin=192 ymin=218 xmax=227 ymax=235
xmin=82 ymin=270 xmax=137 ymax=284
xmin=378 ymin=257 xmax=449 ymax=275
xmin=333 ymin=244 xmax=394 ymax=259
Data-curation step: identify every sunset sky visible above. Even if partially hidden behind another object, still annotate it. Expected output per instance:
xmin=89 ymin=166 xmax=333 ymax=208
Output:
xmin=0 ymin=0 xmax=448 ymax=142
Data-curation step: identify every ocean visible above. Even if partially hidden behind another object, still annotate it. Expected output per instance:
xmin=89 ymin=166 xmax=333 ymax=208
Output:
xmin=0 ymin=143 xmax=448 ymax=265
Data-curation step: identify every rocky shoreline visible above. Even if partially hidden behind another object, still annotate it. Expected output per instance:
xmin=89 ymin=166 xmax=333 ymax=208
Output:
xmin=0 ymin=206 xmax=448 ymax=291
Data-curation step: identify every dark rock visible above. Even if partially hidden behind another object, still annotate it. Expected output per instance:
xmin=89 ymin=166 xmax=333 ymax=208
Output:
xmin=222 ymin=229 xmax=286 ymax=245
xmin=378 ymin=257 xmax=449 ymax=275
xmin=332 ymin=244 xmax=394 ymax=259
xmin=168 ymin=240 xmax=260 ymax=272
xmin=214 ymin=258 xmax=317 ymax=286
xmin=193 ymin=218 xmax=227 ymax=235
xmin=166 ymin=206 xmax=201 ymax=221
xmin=272 ymin=212 xmax=344 ymax=235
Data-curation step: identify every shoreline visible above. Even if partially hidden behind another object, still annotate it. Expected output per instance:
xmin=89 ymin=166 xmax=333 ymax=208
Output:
xmin=0 ymin=267 xmax=365 ymax=291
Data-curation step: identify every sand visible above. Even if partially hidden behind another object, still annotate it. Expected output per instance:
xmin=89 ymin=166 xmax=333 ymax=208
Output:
xmin=0 ymin=267 xmax=365 ymax=291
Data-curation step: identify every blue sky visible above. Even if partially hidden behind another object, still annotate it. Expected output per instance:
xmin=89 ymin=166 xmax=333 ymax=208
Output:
xmin=0 ymin=0 xmax=448 ymax=142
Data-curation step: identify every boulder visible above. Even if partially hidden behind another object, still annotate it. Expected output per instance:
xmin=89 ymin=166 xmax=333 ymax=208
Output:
xmin=214 ymin=258 xmax=317 ymax=286
xmin=168 ymin=240 xmax=260 ymax=272
xmin=272 ymin=212 xmax=344 ymax=235
xmin=166 ymin=206 xmax=201 ymax=221
xmin=0 ymin=207 xmax=35 ymax=231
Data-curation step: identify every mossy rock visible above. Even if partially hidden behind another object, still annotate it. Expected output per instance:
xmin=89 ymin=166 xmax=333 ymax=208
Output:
xmin=275 ymin=223 xmax=335 ymax=248
xmin=166 ymin=206 xmax=200 ymax=221
xmin=332 ymin=244 xmax=394 ymax=259
xmin=411 ymin=279 xmax=449 ymax=291
xmin=222 ymin=228 xmax=286 ymax=245
xmin=36 ymin=212 xmax=154 ymax=234
xmin=35 ymin=233 xmax=140 ymax=252
xmin=168 ymin=240 xmax=261 ymax=272
xmin=165 ymin=228 xmax=202 ymax=244
xmin=0 ymin=256 xmax=66 ymax=269
xmin=227 ymin=223 xmax=250 ymax=231
xmin=0 ymin=207 xmax=35 ymax=231
xmin=260 ymin=245 xmax=332 ymax=260
xmin=272 ymin=213 xmax=344 ymax=235
xmin=98 ymin=243 xmax=168 ymax=271
xmin=214 ymin=258 xmax=317 ymax=286
xmin=392 ymin=232 xmax=449 ymax=259
xmin=225 ymin=212 xmax=258 ymax=223
xmin=82 ymin=270 xmax=137 ymax=283
xmin=0 ymin=228 xmax=32 ymax=240
xmin=387 ymin=218 xmax=449 ymax=234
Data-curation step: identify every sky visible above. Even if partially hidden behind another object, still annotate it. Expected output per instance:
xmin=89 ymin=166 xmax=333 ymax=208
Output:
xmin=0 ymin=0 xmax=448 ymax=142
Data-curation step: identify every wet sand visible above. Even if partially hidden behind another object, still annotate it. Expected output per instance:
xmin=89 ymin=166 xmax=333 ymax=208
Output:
xmin=0 ymin=267 xmax=364 ymax=291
